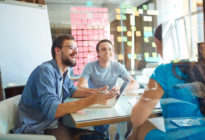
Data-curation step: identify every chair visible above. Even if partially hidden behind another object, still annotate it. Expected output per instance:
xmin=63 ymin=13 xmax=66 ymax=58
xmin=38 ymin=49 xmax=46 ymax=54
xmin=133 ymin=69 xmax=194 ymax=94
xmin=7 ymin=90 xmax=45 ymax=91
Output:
xmin=0 ymin=95 xmax=56 ymax=140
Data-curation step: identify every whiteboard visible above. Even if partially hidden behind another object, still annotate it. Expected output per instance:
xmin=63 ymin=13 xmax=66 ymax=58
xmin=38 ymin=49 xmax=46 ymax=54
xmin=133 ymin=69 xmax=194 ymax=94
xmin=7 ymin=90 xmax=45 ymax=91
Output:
xmin=0 ymin=0 xmax=52 ymax=88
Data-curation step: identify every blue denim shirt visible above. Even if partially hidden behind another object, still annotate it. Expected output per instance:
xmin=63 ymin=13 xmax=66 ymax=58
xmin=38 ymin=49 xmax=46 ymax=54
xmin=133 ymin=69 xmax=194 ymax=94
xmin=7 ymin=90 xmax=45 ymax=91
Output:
xmin=14 ymin=59 xmax=77 ymax=134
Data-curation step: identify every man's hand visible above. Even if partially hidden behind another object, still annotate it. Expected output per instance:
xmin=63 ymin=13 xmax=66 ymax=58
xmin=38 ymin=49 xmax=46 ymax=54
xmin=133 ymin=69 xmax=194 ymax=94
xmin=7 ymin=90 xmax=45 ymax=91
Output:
xmin=92 ymin=89 xmax=118 ymax=105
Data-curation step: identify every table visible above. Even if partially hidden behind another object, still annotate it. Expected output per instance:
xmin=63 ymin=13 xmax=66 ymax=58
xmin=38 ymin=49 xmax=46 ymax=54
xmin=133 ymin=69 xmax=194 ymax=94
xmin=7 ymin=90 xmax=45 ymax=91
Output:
xmin=64 ymin=95 xmax=162 ymax=128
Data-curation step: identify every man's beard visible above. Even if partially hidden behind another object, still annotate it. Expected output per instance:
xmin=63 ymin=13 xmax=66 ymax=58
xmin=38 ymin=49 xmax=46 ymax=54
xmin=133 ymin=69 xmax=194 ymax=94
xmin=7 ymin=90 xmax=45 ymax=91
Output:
xmin=61 ymin=52 xmax=76 ymax=67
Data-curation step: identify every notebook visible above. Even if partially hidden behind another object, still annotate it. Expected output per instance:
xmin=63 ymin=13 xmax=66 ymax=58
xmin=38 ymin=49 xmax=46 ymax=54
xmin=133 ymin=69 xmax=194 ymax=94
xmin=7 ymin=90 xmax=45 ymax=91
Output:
xmin=69 ymin=80 xmax=130 ymax=108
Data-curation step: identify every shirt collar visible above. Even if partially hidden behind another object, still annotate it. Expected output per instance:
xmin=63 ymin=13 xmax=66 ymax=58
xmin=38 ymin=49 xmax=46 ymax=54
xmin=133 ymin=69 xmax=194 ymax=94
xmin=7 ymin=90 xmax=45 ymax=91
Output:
xmin=51 ymin=59 xmax=68 ymax=81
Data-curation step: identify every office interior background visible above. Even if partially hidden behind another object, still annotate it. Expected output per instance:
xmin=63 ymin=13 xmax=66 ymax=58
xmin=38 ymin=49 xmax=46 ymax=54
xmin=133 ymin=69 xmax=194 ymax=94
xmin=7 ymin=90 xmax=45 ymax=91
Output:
xmin=0 ymin=0 xmax=204 ymax=98
xmin=46 ymin=0 xmax=204 ymax=86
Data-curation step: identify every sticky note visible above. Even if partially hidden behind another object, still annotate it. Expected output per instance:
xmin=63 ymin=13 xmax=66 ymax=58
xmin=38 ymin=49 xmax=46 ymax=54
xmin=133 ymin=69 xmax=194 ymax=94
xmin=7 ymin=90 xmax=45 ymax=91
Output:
xmin=118 ymin=54 xmax=124 ymax=60
xmin=127 ymin=31 xmax=132 ymax=37
xmin=117 ymin=36 xmax=122 ymax=42
xmin=117 ymin=26 xmax=122 ymax=32
xmin=152 ymin=42 xmax=156 ymax=47
xmin=116 ymin=8 xmax=121 ymax=13
xmin=136 ymin=31 xmax=141 ymax=37
xmin=134 ymin=11 xmax=139 ymax=16
xmin=122 ymin=15 xmax=127 ymax=20
xmin=143 ymin=16 xmax=153 ymax=22
xmin=152 ymin=52 xmax=157 ymax=57
xmin=131 ymin=26 xmax=136 ymax=31
xmin=77 ymin=35 xmax=82 ymax=40
xmin=144 ymin=38 xmax=149 ymax=43
xmin=116 ymin=15 xmax=121 ymax=20
xmin=143 ymin=5 xmax=147 ymax=10
xmin=71 ymin=30 xmax=77 ymax=35
xmin=123 ymin=37 xmax=127 ymax=42
xmin=77 ymin=30 xmax=82 ymax=35
xmin=138 ymin=9 xmax=143 ymax=14
xmin=127 ymin=41 xmax=132 ymax=46
xmin=134 ymin=54 xmax=137 ymax=59
xmin=123 ymin=26 xmax=127 ymax=32
xmin=128 ymin=54 xmax=132 ymax=59
xmin=144 ymin=52 xmax=149 ymax=58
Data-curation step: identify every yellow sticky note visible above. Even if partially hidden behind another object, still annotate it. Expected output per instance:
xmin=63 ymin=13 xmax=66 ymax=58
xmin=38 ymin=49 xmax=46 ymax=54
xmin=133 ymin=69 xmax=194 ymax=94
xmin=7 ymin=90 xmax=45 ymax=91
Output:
xmin=118 ymin=54 xmax=124 ymax=60
xmin=127 ymin=31 xmax=132 ymax=37
xmin=116 ymin=15 xmax=121 ymax=20
xmin=144 ymin=52 xmax=149 ymax=58
xmin=116 ymin=8 xmax=121 ymax=13
xmin=134 ymin=11 xmax=139 ymax=16
xmin=117 ymin=36 xmax=122 ymax=42
xmin=144 ymin=38 xmax=149 ymax=43
xmin=117 ymin=26 xmax=122 ymax=32
xmin=152 ymin=42 xmax=156 ymax=47
xmin=152 ymin=52 xmax=157 ymax=57
xmin=136 ymin=31 xmax=141 ymax=37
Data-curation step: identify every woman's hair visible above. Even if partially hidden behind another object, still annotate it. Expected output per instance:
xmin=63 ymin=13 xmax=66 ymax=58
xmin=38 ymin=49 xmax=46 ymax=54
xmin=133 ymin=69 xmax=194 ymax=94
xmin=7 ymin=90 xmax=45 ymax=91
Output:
xmin=173 ymin=62 xmax=205 ymax=115
xmin=154 ymin=24 xmax=162 ymax=42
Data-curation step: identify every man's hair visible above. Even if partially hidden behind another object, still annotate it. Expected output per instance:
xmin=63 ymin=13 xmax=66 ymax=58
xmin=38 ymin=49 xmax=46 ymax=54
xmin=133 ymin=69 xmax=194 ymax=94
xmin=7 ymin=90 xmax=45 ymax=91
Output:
xmin=51 ymin=34 xmax=75 ymax=58
xmin=154 ymin=24 xmax=162 ymax=42
xmin=96 ymin=39 xmax=113 ymax=52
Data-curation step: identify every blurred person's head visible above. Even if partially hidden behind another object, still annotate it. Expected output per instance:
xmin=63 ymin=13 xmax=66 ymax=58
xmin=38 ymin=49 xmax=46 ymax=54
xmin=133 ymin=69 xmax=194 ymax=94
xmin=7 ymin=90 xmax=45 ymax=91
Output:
xmin=154 ymin=24 xmax=163 ymax=57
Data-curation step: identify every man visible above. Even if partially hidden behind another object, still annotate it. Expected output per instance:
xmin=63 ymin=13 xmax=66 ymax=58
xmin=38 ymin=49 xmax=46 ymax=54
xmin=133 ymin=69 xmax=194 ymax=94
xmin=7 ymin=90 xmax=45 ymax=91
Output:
xmin=14 ymin=35 xmax=117 ymax=140
xmin=77 ymin=39 xmax=138 ymax=140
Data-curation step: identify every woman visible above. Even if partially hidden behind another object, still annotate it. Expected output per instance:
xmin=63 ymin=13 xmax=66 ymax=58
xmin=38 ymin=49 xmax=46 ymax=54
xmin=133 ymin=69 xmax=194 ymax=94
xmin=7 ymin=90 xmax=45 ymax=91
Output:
xmin=128 ymin=24 xmax=205 ymax=140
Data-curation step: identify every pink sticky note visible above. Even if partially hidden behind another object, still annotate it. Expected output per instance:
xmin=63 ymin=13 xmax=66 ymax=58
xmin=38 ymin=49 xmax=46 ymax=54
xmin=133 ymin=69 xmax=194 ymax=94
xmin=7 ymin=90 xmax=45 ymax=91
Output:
xmin=77 ymin=35 xmax=82 ymax=40
xmin=77 ymin=41 xmax=83 ymax=46
xmin=102 ymin=8 xmax=108 ymax=13
xmin=97 ymin=8 xmax=103 ymax=12
xmin=88 ymin=30 xmax=93 ymax=35
xmin=93 ymin=35 xmax=98 ymax=40
xmin=83 ymin=41 xmax=88 ymax=46
xmin=83 ymin=47 xmax=88 ymax=51
xmin=83 ymin=36 xmax=88 ymax=40
xmin=78 ymin=47 xmax=83 ymax=52
xmin=83 ymin=30 xmax=88 ymax=35
xmin=77 ymin=30 xmax=82 ymax=35
xmin=79 ymin=58 xmax=83 ymax=63
xmin=82 ymin=25 xmax=87 ymax=29
xmin=73 ymin=69 xmax=79 ymax=75
xmin=88 ymin=35 xmax=93 ymax=40
xmin=71 ymin=30 xmax=77 ymax=35
xmin=71 ymin=25 xmax=76 ymax=30
xmin=78 ymin=52 xmax=84 ymax=58
xmin=76 ymin=110 xmax=86 ymax=114
xmin=93 ymin=30 xmax=98 ymax=35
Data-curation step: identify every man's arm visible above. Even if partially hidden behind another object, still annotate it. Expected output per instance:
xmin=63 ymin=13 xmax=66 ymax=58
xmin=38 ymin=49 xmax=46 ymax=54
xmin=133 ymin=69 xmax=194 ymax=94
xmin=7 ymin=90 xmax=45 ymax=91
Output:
xmin=77 ymin=77 xmax=89 ymax=88
xmin=55 ymin=91 xmax=115 ymax=118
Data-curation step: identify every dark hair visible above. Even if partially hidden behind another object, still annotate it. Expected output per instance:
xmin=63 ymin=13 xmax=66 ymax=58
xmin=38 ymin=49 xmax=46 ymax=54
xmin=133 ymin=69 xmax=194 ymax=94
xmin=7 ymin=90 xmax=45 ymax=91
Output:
xmin=154 ymin=24 xmax=162 ymax=42
xmin=51 ymin=35 xmax=75 ymax=58
xmin=96 ymin=39 xmax=113 ymax=52
xmin=173 ymin=62 xmax=205 ymax=115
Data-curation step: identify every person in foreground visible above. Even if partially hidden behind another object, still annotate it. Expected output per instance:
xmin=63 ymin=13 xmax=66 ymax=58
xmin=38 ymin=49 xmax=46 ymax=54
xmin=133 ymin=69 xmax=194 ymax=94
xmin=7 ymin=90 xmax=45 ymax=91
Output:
xmin=14 ymin=35 xmax=118 ymax=140
xmin=77 ymin=39 xmax=138 ymax=140
xmin=128 ymin=25 xmax=205 ymax=140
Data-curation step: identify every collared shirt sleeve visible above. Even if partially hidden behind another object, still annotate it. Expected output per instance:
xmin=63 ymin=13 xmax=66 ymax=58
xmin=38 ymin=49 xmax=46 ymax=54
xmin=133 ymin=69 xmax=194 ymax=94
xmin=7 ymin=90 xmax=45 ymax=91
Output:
xmin=36 ymin=65 xmax=61 ymax=121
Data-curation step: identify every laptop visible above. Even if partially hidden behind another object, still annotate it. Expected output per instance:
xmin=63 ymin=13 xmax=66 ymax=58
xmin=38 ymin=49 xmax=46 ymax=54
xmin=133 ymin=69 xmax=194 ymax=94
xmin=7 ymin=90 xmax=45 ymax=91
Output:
xmin=69 ymin=80 xmax=130 ymax=108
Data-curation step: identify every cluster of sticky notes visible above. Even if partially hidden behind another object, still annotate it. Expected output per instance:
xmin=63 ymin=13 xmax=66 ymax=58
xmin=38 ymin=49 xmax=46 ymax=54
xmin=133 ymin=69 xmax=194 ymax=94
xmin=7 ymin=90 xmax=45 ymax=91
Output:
xmin=128 ymin=54 xmax=137 ymax=59
xmin=117 ymin=36 xmax=128 ymax=42
xmin=117 ymin=26 xmax=127 ymax=32
xmin=70 ymin=6 xmax=114 ymax=76
xmin=144 ymin=26 xmax=153 ymax=38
